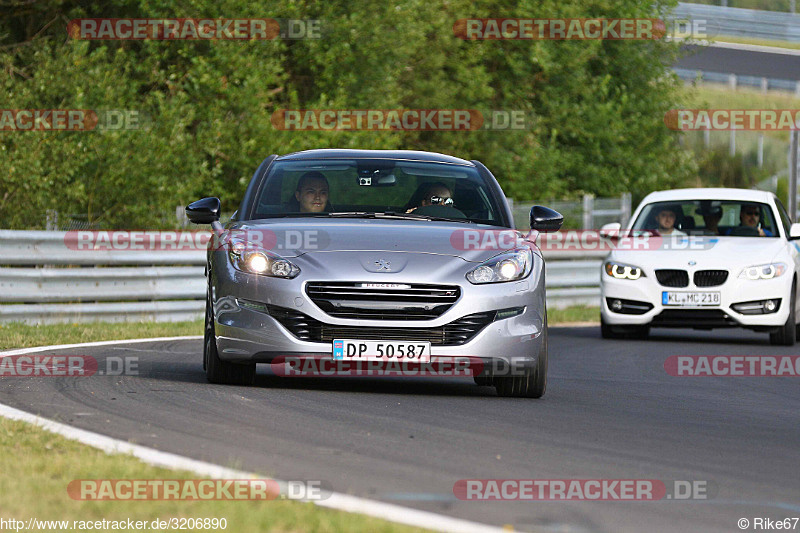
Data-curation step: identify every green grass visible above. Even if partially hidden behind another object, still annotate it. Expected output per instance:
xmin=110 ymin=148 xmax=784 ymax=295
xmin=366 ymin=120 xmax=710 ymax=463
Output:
xmin=688 ymin=85 xmax=799 ymax=110
xmin=0 ymin=320 xmax=431 ymax=531
xmin=0 ymin=320 xmax=203 ymax=350
xmin=712 ymin=35 xmax=800 ymax=50
xmin=0 ymin=418 xmax=428 ymax=533
xmin=548 ymin=305 xmax=599 ymax=325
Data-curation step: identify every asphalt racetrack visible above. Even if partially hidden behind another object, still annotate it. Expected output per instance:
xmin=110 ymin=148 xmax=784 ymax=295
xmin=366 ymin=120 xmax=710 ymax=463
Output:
xmin=2 ymin=326 xmax=799 ymax=533
xmin=675 ymin=44 xmax=800 ymax=80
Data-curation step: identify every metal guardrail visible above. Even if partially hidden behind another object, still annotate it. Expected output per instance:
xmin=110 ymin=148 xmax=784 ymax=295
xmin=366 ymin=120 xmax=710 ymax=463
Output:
xmin=673 ymin=67 xmax=800 ymax=95
xmin=671 ymin=2 xmax=800 ymax=42
xmin=0 ymin=231 xmax=603 ymax=323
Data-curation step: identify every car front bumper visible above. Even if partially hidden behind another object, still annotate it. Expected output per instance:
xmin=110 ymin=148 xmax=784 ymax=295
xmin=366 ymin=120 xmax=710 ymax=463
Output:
xmin=210 ymin=251 xmax=547 ymax=368
xmin=601 ymin=272 xmax=792 ymax=329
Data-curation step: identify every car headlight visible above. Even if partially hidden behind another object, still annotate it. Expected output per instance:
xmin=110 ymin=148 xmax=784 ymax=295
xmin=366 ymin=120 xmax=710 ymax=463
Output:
xmin=228 ymin=239 xmax=300 ymax=278
xmin=739 ymin=263 xmax=787 ymax=280
xmin=466 ymin=248 xmax=533 ymax=284
xmin=604 ymin=261 xmax=645 ymax=280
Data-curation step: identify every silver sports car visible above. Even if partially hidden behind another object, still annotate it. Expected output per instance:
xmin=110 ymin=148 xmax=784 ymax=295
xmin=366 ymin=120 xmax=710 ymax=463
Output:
xmin=186 ymin=149 xmax=562 ymax=398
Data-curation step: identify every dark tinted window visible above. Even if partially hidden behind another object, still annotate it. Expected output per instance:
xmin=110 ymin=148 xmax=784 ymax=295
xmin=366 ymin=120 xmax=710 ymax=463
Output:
xmin=632 ymin=200 xmax=779 ymax=237
xmin=251 ymin=159 xmax=502 ymax=225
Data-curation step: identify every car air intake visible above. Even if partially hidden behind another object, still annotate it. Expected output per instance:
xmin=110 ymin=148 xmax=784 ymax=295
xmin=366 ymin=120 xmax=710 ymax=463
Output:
xmin=693 ymin=270 xmax=728 ymax=287
xmin=305 ymin=282 xmax=460 ymax=320
xmin=655 ymin=269 xmax=689 ymax=287
xmin=266 ymin=305 xmax=494 ymax=346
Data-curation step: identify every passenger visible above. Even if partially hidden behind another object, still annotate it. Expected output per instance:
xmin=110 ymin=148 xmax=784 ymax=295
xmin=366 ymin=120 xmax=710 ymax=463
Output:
xmin=654 ymin=205 xmax=686 ymax=236
xmin=696 ymin=201 xmax=723 ymax=235
xmin=293 ymin=171 xmax=330 ymax=213
xmin=406 ymin=183 xmax=454 ymax=213
xmin=729 ymin=203 xmax=772 ymax=236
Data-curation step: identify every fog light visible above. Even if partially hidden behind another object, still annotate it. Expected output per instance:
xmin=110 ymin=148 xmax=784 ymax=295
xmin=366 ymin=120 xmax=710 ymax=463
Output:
xmin=611 ymin=299 xmax=623 ymax=312
xmin=764 ymin=299 xmax=777 ymax=313
xmin=496 ymin=307 xmax=525 ymax=320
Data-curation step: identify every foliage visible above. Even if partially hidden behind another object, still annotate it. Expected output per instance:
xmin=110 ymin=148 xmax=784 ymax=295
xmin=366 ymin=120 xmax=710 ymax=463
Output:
xmin=1 ymin=0 xmax=695 ymax=228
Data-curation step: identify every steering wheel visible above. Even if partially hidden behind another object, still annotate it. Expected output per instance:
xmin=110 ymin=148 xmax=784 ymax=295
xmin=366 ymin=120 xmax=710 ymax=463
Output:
xmin=729 ymin=226 xmax=760 ymax=237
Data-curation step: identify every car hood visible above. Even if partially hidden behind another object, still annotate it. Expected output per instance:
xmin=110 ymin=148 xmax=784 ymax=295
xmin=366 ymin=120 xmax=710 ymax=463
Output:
xmin=608 ymin=236 xmax=788 ymax=269
xmin=228 ymin=219 xmax=529 ymax=262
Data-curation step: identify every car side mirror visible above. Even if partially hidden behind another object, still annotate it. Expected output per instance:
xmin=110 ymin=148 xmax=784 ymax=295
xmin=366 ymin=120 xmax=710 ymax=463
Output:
xmin=600 ymin=222 xmax=622 ymax=238
xmin=530 ymin=206 xmax=563 ymax=232
xmin=790 ymin=222 xmax=800 ymax=239
xmin=186 ymin=197 xmax=221 ymax=224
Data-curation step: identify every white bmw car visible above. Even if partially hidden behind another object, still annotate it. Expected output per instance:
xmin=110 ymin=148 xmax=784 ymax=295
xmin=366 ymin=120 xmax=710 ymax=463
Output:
xmin=600 ymin=188 xmax=800 ymax=345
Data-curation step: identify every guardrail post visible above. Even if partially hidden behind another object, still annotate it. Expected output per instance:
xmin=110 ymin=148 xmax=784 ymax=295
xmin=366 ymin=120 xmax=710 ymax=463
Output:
xmin=729 ymin=130 xmax=736 ymax=157
xmin=620 ymin=193 xmax=632 ymax=226
xmin=728 ymin=74 xmax=737 ymax=91
xmin=582 ymin=194 xmax=594 ymax=229
xmin=760 ymin=77 xmax=768 ymax=94
xmin=758 ymin=134 xmax=764 ymax=168
xmin=790 ymin=130 xmax=798 ymax=221
xmin=45 ymin=210 xmax=58 ymax=231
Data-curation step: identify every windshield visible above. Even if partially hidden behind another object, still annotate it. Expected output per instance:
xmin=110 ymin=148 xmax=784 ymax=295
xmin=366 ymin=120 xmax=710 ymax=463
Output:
xmin=631 ymin=200 xmax=779 ymax=238
xmin=250 ymin=159 xmax=503 ymax=225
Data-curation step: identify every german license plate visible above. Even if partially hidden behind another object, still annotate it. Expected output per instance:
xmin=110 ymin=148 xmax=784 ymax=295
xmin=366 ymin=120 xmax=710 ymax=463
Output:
xmin=662 ymin=291 xmax=721 ymax=306
xmin=332 ymin=340 xmax=431 ymax=362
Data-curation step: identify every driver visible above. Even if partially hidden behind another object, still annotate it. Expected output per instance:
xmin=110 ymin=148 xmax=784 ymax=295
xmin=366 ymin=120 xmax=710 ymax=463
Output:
xmin=294 ymin=171 xmax=330 ymax=213
xmin=654 ymin=205 xmax=686 ymax=236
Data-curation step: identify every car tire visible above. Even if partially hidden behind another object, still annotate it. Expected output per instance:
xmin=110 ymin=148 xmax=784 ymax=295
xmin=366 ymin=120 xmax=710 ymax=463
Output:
xmin=600 ymin=316 xmax=621 ymax=339
xmin=473 ymin=375 xmax=493 ymax=387
xmin=627 ymin=325 xmax=650 ymax=340
xmin=494 ymin=322 xmax=547 ymax=399
xmin=204 ymin=285 xmax=256 ymax=385
xmin=770 ymin=281 xmax=797 ymax=346
xmin=601 ymin=317 xmax=648 ymax=340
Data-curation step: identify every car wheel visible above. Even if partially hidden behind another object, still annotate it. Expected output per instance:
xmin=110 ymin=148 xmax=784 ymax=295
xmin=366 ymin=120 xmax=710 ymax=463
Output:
xmin=769 ymin=281 xmax=796 ymax=346
xmin=204 ymin=286 xmax=256 ymax=385
xmin=601 ymin=316 xmax=621 ymax=339
xmin=473 ymin=375 xmax=493 ymax=386
xmin=628 ymin=325 xmax=650 ymax=340
xmin=601 ymin=317 xmax=648 ymax=340
xmin=494 ymin=322 xmax=547 ymax=399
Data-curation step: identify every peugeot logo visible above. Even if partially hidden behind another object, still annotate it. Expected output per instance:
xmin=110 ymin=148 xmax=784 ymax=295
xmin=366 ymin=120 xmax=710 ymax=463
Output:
xmin=688 ymin=260 xmax=697 ymax=266
xmin=375 ymin=259 xmax=391 ymax=271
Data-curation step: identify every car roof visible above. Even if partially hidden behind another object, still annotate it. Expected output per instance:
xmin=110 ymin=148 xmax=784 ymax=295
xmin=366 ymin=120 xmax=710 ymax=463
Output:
xmin=641 ymin=188 xmax=775 ymax=204
xmin=276 ymin=149 xmax=474 ymax=166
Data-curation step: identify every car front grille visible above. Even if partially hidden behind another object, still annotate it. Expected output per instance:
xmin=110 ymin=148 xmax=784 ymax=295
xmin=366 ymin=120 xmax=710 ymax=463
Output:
xmin=655 ymin=269 xmax=689 ymax=287
xmin=693 ymin=270 xmax=728 ymax=287
xmin=651 ymin=309 xmax=738 ymax=327
xmin=266 ymin=305 xmax=494 ymax=346
xmin=305 ymin=281 xmax=460 ymax=320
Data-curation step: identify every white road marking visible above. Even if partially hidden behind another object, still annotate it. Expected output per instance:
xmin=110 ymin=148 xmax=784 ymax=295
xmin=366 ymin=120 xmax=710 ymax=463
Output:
xmin=0 ymin=337 xmax=507 ymax=533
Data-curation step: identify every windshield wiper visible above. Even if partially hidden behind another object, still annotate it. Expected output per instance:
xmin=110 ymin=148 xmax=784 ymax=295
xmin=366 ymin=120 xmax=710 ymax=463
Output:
xmin=327 ymin=211 xmax=378 ymax=218
xmin=375 ymin=212 xmax=476 ymax=224
xmin=327 ymin=211 xmax=475 ymax=223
